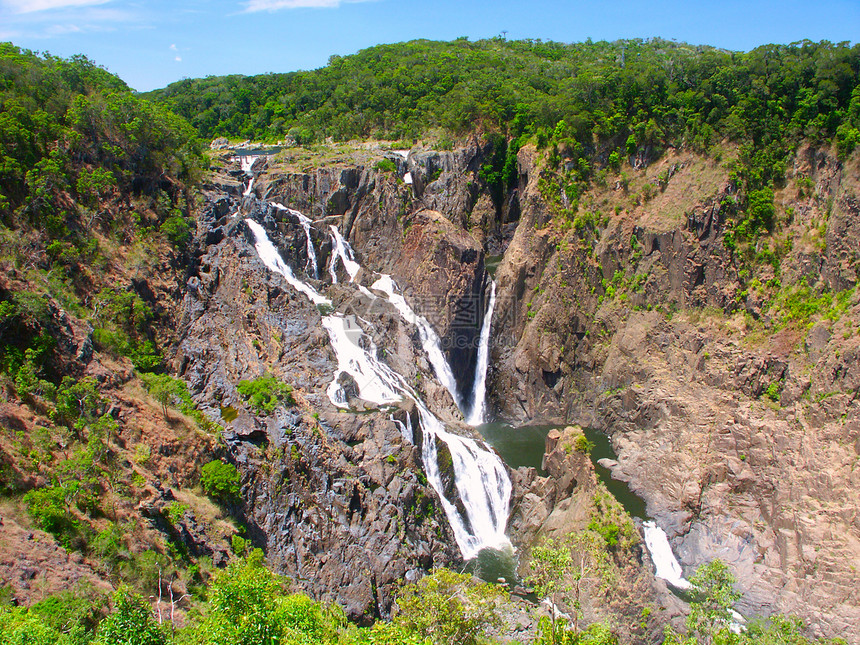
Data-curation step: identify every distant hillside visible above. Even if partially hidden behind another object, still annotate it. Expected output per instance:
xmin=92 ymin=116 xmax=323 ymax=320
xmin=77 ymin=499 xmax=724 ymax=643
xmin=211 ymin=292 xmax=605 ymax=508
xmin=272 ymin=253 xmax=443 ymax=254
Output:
xmin=147 ymin=38 xmax=859 ymax=167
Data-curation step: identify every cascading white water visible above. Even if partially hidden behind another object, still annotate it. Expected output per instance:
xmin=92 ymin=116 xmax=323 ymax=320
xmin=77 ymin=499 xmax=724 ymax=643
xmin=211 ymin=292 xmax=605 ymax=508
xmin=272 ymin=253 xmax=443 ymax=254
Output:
xmin=391 ymin=413 xmax=413 ymax=444
xmin=328 ymin=225 xmax=361 ymax=283
xmin=244 ymin=219 xmax=329 ymax=307
xmin=240 ymin=155 xmax=258 ymax=175
xmin=416 ymin=403 xmax=511 ymax=558
xmin=643 ymin=522 xmax=745 ymax=629
xmin=322 ymin=314 xmax=403 ymax=408
xmin=466 ymin=280 xmax=496 ymax=426
xmin=239 ymin=155 xmax=260 ymax=197
xmin=271 ymin=202 xmax=319 ymax=279
xmin=370 ymin=275 xmax=464 ymax=412
xmin=245 ymin=215 xmax=511 ymax=560
xmin=642 ymin=521 xmax=692 ymax=590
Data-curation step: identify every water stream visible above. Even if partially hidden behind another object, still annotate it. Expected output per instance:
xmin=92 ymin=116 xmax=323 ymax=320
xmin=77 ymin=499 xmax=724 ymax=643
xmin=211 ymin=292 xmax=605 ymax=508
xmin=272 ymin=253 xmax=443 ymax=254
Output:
xmin=245 ymin=214 xmax=511 ymax=561
xmin=329 ymin=225 xmax=361 ymax=283
xmin=475 ymin=422 xmax=692 ymax=590
xmin=271 ymin=202 xmax=319 ymax=279
xmin=239 ymin=155 xmax=259 ymax=197
xmin=466 ymin=280 xmax=496 ymax=426
xmin=370 ymin=274 xmax=464 ymax=412
xmin=244 ymin=204 xmax=690 ymax=592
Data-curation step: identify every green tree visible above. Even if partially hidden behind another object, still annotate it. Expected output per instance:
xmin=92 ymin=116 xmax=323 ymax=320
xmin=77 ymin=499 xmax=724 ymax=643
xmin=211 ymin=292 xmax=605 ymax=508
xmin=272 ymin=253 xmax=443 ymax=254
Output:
xmin=95 ymin=587 xmax=166 ymax=645
xmin=392 ymin=568 xmax=506 ymax=645
xmin=528 ymin=531 xmax=611 ymax=641
xmin=189 ymin=551 xmax=342 ymax=645
xmin=236 ymin=375 xmax=294 ymax=414
xmin=200 ymin=460 xmax=241 ymax=503
xmin=685 ymin=560 xmax=741 ymax=644
xmin=529 ymin=538 xmax=573 ymax=644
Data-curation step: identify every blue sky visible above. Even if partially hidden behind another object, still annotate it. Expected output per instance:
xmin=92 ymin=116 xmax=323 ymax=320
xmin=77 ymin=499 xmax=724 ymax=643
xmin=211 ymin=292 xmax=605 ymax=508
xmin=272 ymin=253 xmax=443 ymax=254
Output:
xmin=1 ymin=0 xmax=858 ymax=92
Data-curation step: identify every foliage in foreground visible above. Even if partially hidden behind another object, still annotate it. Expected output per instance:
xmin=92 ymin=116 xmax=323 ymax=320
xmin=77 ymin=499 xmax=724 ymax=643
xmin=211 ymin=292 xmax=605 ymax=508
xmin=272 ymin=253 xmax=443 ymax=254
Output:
xmin=0 ymin=551 xmax=845 ymax=645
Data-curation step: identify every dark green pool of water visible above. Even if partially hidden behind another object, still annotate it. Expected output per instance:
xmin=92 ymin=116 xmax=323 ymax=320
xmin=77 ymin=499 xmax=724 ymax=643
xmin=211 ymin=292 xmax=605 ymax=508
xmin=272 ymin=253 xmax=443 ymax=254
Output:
xmin=476 ymin=422 xmax=555 ymax=475
xmin=469 ymin=422 xmax=653 ymax=586
xmin=582 ymin=427 xmax=650 ymax=520
xmin=476 ymin=422 xmax=650 ymax=520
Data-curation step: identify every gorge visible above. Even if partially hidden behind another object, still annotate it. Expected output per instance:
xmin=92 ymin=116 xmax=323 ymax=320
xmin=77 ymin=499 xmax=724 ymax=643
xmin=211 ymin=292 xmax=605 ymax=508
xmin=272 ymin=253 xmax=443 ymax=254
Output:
xmin=2 ymin=38 xmax=859 ymax=645
xmin=176 ymin=138 xmax=860 ymax=640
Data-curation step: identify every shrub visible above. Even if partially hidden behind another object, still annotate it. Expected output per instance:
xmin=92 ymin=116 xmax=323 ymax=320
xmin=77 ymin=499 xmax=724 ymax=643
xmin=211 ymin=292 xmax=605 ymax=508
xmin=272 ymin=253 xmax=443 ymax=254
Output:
xmin=393 ymin=568 xmax=505 ymax=645
xmin=159 ymin=214 xmax=191 ymax=247
xmin=236 ymin=375 xmax=294 ymax=414
xmin=765 ymin=382 xmax=781 ymax=402
xmin=573 ymin=434 xmax=595 ymax=453
xmin=231 ymin=534 xmax=248 ymax=556
xmin=374 ymin=158 xmax=397 ymax=173
xmin=193 ymin=551 xmax=327 ymax=644
xmin=95 ymin=587 xmax=166 ymax=645
xmin=201 ymin=460 xmax=240 ymax=503
xmin=23 ymin=484 xmax=85 ymax=549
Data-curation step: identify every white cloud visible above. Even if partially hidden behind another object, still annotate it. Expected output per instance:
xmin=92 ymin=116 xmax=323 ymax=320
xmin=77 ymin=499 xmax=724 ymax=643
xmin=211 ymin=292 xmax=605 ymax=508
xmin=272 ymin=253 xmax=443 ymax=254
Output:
xmin=2 ymin=0 xmax=110 ymax=13
xmin=244 ymin=0 xmax=374 ymax=11
xmin=169 ymin=43 xmax=177 ymax=50
xmin=174 ymin=55 xmax=181 ymax=62
xmin=1 ymin=3 xmax=138 ymax=39
xmin=44 ymin=22 xmax=82 ymax=34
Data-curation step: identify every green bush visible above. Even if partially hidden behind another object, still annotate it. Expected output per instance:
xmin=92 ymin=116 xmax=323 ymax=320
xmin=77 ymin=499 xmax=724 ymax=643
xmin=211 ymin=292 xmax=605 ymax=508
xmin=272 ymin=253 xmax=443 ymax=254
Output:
xmin=765 ymin=382 xmax=781 ymax=402
xmin=201 ymin=460 xmax=240 ymax=503
xmin=159 ymin=214 xmax=191 ymax=247
xmin=23 ymin=484 xmax=87 ymax=550
xmin=30 ymin=584 xmax=105 ymax=639
xmin=192 ymin=551 xmax=335 ymax=644
xmin=94 ymin=587 xmax=166 ymax=645
xmin=393 ymin=568 xmax=505 ymax=645
xmin=573 ymin=433 xmax=595 ymax=453
xmin=0 ymin=606 xmax=62 ymax=645
xmin=374 ymin=158 xmax=397 ymax=173
xmin=236 ymin=375 xmax=294 ymax=414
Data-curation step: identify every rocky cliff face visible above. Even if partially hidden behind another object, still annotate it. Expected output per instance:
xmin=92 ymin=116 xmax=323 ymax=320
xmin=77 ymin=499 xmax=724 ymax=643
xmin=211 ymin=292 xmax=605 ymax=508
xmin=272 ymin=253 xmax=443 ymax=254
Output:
xmin=175 ymin=152 xmax=501 ymax=619
xmin=488 ymin=142 xmax=860 ymax=640
xmin=175 ymin=139 xmax=859 ymax=641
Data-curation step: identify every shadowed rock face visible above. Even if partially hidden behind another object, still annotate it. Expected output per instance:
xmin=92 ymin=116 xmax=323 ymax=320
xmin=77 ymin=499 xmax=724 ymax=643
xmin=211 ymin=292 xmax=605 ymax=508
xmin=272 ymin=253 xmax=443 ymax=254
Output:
xmin=487 ymin=143 xmax=860 ymax=641
xmin=389 ymin=210 xmax=486 ymax=406
xmin=175 ymin=156 xmax=493 ymax=619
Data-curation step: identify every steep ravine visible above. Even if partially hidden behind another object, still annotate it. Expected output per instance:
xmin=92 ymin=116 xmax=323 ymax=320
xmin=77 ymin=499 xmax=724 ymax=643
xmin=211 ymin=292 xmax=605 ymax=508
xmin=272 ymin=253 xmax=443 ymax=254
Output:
xmin=489 ymin=143 xmax=860 ymax=640
xmin=176 ymin=150 xmax=515 ymax=621
xmin=181 ymin=142 xmax=859 ymax=641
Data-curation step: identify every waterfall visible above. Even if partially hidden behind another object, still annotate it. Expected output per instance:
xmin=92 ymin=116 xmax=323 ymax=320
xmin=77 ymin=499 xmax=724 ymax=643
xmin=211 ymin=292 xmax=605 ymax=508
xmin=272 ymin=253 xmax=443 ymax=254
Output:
xmin=329 ymin=225 xmax=360 ymax=283
xmin=239 ymin=155 xmax=258 ymax=175
xmin=321 ymin=314 xmax=403 ymax=408
xmin=391 ymin=413 xmax=413 ymax=443
xmin=370 ymin=275 xmax=464 ymax=412
xmin=245 ymin=215 xmax=511 ymax=560
xmin=244 ymin=219 xmax=329 ymax=307
xmin=239 ymin=155 xmax=260 ymax=198
xmin=466 ymin=280 xmax=496 ymax=426
xmin=643 ymin=523 xmax=745 ymax=629
xmin=271 ymin=202 xmax=319 ymax=279
xmin=416 ymin=403 xmax=511 ymax=559
xmin=642 ymin=521 xmax=692 ymax=590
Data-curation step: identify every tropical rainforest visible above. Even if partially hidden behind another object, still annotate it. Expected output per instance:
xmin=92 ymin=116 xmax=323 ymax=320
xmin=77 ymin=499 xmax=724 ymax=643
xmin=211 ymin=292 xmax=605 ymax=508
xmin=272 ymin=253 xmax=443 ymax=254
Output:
xmin=1 ymin=35 xmax=859 ymax=644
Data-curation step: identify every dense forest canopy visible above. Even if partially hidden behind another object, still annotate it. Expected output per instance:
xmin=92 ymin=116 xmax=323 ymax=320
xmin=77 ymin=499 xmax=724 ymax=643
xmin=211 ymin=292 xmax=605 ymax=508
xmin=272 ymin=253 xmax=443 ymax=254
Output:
xmin=0 ymin=43 xmax=204 ymax=395
xmin=0 ymin=43 xmax=203 ymax=227
xmin=147 ymin=38 xmax=860 ymax=168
